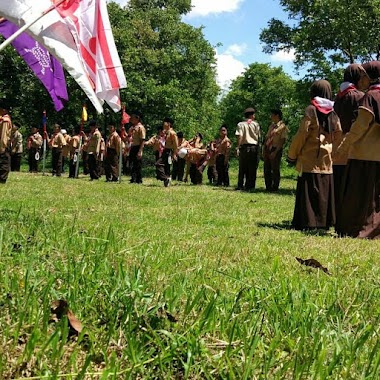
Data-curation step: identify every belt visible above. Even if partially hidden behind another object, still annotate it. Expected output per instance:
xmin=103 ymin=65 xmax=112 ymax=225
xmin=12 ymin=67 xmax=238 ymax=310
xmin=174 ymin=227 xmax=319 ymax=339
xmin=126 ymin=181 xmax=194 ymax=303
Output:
xmin=241 ymin=143 xmax=257 ymax=147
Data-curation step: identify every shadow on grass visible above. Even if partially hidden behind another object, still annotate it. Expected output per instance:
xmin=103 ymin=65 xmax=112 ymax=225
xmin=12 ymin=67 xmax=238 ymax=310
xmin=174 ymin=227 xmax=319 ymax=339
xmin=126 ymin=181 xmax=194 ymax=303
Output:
xmin=257 ymin=220 xmax=333 ymax=236
xmin=211 ymin=187 xmax=295 ymax=196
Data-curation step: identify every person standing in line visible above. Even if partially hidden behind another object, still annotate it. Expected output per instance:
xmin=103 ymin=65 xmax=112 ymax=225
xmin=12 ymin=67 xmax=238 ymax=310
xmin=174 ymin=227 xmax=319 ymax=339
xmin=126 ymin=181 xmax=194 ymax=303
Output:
xmin=61 ymin=128 xmax=71 ymax=174
xmin=104 ymin=124 xmax=121 ymax=182
xmin=263 ymin=109 xmax=289 ymax=192
xmin=127 ymin=111 xmax=146 ymax=184
xmin=48 ymin=124 xmax=66 ymax=177
xmin=333 ymin=64 xmax=368 ymax=214
xmin=68 ymin=125 xmax=86 ymax=178
xmin=172 ymin=131 xmax=188 ymax=181
xmin=0 ymin=100 xmax=12 ymax=184
xmin=287 ymin=80 xmax=342 ymax=230
xmin=215 ymin=125 xmax=231 ymax=187
xmin=156 ymin=117 xmax=178 ymax=187
xmin=10 ymin=122 xmax=23 ymax=172
xmin=235 ymin=107 xmax=261 ymax=192
xmin=85 ymin=120 xmax=102 ymax=180
xmin=335 ymin=61 xmax=380 ymax=239
xmin=27 ymin=126 xmax=43 ymax=173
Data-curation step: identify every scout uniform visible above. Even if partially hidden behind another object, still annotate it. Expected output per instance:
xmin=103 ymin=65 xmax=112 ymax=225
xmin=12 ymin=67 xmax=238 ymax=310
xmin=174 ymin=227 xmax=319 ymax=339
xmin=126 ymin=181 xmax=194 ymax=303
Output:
xmin=129 ymin=122 xmax=146 ymax=184
xmin=68 ymin=133 xmax=81 ymax=178
xmin=263 ymin=120 xmax=288 ymax=191
xmin=61 ymin=130 xmax=71 ymax=173
xmin=215 ymin=135 xmax=231 ymax=187
xmin=10 ymin=127 xmax=23 ymax=172
xmin=86 ymin=127 xmax=102 ymax=180
xmin=0 ymin=110 xmax=12 ymax=183
xmin=172 ymin=136 xmax=189 ymax=181
xmin=236 ymin=109 xmax=261 ymax=191
xmin=105 ymin=129 xmax=120 ymax=182
xmin=27 ymin=129 xmax=43 ymax=173
xmin=49 ymin=129 xmax=66 ymax=176
xmin=184 ymin=148 xmax=208 ymax=185
xmin=156 ymin=127 xmax=178 ymax=186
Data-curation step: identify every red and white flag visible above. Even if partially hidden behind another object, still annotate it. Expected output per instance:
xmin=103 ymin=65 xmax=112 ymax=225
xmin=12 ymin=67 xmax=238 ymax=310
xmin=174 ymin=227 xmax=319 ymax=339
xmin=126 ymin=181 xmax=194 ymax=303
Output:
xmin=54 ymin=0 xmax=127 ymax=112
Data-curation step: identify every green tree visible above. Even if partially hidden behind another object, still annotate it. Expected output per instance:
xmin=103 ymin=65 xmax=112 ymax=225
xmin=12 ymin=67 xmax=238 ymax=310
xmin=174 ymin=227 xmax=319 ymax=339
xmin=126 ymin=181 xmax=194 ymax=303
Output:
xmin=260 ymin=0 xmax=380 ymax=77
xmin=109 ymin=0 xmax=220 ymax=139
xmin=220 ymin=63 xmax=302 ymax=140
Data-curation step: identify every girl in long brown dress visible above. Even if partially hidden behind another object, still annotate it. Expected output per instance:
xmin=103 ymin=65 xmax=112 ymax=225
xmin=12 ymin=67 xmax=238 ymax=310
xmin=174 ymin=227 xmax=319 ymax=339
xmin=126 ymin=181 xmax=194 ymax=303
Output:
xmin=336 ymin=61 xmax=380 ymax=239
xmin=288 ymin=80 xmax=342 ymax=230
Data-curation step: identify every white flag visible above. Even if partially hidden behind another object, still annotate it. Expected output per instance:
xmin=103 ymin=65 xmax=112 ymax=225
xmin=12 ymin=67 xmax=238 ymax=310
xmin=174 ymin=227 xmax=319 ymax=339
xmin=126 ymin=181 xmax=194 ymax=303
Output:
xmin=0 ymin=0 xmax=104 ymax=113
xmin=55 ymin=0 xmax=127 ymax=112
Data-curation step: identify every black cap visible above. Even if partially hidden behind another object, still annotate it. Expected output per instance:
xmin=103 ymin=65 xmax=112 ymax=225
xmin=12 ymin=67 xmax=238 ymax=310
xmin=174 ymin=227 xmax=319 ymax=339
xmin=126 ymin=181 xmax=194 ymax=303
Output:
xmin=163 ymin=117 xmax=174 ymax=125
xmin=244 ymin=107 xmax=256 ymax=114
xmin=131 ymin=110 xmax=143 ymax=119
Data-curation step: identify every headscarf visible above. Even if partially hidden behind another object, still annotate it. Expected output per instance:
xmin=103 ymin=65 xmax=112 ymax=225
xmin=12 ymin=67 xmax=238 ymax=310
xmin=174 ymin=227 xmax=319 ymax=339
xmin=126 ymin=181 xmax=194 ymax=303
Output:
xmin=310 ymin=79 xmax=333 ymax=100
xmin=362 ymin=61 xmax=380 ymax=84
xmin=343 ymin=63 xmax=366 ymax=86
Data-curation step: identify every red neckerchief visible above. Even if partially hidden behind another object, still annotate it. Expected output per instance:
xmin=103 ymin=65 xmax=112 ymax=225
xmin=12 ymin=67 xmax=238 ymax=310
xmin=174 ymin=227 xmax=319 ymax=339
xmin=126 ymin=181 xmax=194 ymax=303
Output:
xmin=311 ymin=97 xmax=334 ymax=115
xmin=337 ymin=85 xmax=356 ymax=98
xmin=368 ymin=84 xmax=380 ymax=92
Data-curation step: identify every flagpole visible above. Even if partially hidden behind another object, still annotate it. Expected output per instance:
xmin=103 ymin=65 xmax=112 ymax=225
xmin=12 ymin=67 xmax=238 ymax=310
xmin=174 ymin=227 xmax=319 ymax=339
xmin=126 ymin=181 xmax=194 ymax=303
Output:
xmin=118 ymin=105 xmax=126 ymax=184
xmin=42 ymin=110 xmax=47 ymax=176
xmin=0 ymin=0 xmax=67 ymax=53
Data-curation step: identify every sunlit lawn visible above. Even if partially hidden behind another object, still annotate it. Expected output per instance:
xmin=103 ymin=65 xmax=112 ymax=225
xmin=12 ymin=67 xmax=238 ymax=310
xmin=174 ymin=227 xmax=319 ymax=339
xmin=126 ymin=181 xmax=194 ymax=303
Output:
xmin=0 ymin=163 xmax=379 ymax=379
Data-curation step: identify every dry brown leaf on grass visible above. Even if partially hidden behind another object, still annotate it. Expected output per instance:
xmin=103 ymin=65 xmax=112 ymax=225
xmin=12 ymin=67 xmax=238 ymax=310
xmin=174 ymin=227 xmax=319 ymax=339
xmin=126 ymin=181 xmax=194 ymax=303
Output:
xmin=50 ymin=299 xmax=83 ymax=334
xmin=296 ymin=257 xmax=331 ymax=275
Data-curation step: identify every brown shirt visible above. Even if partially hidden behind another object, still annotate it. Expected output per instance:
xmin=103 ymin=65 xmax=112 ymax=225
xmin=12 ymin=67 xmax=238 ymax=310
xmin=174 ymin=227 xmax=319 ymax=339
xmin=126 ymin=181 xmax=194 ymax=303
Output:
xmin=11 ymin=130 xmax=23 ymax=154
xmin=28 ymin=132 xmax=43 ymax=149
xmin=235 ymin=119 xmax=261 ymax=145
xmin=215 ymin=136 xmax=231 ymax=156
xmin=69 ymin=135 xmax=80 ymax=159
xmin=288 ymin=106 xmax=342 ymax=174
xmin=0 ymin=114 xmax=12 ymax=154
xmin=87 ymin=129 xmax=101 ymax=154
xmin=131 ymin=123 xmax=146 ymax=146
xmin=62 ymin=134 xmax=71 ymax=157
xmin=50 ymin=132 xmax=66 ymax=149
xmin=264 ymin=121 xmax=288 ymax=150
xmin=107 ymin=131 xmax=120 ymax=153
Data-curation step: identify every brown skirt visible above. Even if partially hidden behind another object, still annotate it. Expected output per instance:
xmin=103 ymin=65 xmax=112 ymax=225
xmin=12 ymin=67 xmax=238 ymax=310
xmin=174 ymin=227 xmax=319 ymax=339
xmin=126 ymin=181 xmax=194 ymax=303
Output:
xmin=336 ymin=159 xmax=380 ymax=239
xmin=292 ymin=173 xmax=335 ymax=230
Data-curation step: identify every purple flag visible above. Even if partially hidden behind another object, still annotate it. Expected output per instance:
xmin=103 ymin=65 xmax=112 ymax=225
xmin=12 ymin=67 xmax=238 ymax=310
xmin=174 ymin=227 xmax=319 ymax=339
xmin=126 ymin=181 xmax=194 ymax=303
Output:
xmin=0 ymin=19 xmax=68 ymax=111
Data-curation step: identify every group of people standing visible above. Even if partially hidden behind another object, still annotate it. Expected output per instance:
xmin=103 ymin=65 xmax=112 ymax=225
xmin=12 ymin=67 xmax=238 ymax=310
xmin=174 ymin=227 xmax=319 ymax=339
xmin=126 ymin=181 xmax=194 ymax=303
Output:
xmin=288 ymin=61 xmax=380 ymax=239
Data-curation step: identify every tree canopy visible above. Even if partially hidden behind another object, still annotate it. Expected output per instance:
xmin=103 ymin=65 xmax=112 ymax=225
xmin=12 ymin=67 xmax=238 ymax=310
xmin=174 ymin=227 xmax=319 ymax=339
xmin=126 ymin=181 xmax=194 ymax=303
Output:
xmin=260 ymin=0 xmax=380 ymax=76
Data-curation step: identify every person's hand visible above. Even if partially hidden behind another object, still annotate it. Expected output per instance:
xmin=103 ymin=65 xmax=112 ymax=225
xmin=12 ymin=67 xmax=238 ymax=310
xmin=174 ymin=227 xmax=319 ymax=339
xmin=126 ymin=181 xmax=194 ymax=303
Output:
xmin=137 ymin=150 xmax=143 ymax=159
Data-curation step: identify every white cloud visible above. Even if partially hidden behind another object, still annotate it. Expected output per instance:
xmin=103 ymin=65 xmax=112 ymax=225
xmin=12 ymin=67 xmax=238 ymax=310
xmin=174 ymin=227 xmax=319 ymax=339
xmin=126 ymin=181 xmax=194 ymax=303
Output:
xmin=109 ymin=0 xmax=129 ymax=6
xmin=224 ymin=43 xmax=248 ymax=57
xmin=188 ymin=0 xmax=243 ymax=17
xmin=216 ymin=51 xmax=245 ymax=91
xmin=271 ymin=49 xmax=296 ymax=62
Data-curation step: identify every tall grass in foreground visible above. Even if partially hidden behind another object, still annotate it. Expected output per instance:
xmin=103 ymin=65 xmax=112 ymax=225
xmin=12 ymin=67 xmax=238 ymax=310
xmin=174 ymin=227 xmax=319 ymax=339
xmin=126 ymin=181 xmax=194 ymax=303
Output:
xmin=0 ymin=166 xmax=379 ymax=379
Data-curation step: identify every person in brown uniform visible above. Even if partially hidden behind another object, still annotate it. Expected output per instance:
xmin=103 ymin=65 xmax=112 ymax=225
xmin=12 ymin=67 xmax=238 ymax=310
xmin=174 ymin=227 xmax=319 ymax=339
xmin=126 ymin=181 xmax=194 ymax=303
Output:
xmin=287 ymin=80 xmax=342 ymax=230
xmin=335 ymin=61 xmax=380 ymax=238
xmin=156 ymin=117 xmax=178 ymax=187
xmin=10 ymin=122 xmax=23 ymax=172
xmin=145 ymin=126 xmax=165 ymax=162
xmin=181 ymin=147 xmax=208 ymax=185
xmin=47 ymin=124 xmax=66 ymax=176
xmin=128 ymin=111 xmax=146 ymax=184
xmin=68 ymin=125 xmax=82 ymax=178
xmin=215 ymin=125 xmax=231 ymax=187
xmin=61 ymin=129 xmax=71 ymax=174
xmin=105 ymin=124 xmax=121 ymax=182
xmin=263 ymin=109 xmax=289 ymax=192
xmin=172 ymin=131 xmax=188 ymax=181
xmin=27 ymin=126 xmax=43 ymax=173
xmin=85 ymin=120 xmax=102 ymax=180
xmin=333 ymin=64 xmax=368 ymax=214
xmin=0 ymin=100 xmax=12 ymax=183
xmin=235 ymin=107 xmax=261 ymax=191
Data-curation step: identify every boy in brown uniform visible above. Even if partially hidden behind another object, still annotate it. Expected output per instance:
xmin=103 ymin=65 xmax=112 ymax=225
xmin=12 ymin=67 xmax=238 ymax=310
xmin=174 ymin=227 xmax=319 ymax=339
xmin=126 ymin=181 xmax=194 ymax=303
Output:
xmin=105 ymin=124 xmax=121 ymax=182
xmin=47 ymin=124 xmax=66 ymax=176
xmin=263 ymin=109 xmax=289 ymax=192
xmin=27 ymin=127 xmax=43 ymax=173
xmin=215 ymin=125 xmax=231 ymax=186
xmin=235 ymin=107 xmax=261 ymax=191
xmin=61 ymin=129 xmax=71 ymax=173
xmin=85 ymin=120 xmax=102 ymax=180
xmin=181 ymin=147 xmax=208 ymax=185
xmin=145 ymin=126 xmax=165 ymax=161
xmin=156 ymin=117 xmax=178 ymax=187
xmin=128 ymin=111 xmax=146 ymax=184
xmin=10 ymin=122 xmax=23 ymax=172
xmin=0 ymin=101 xmax=12 ymax=183
xmin=172 ymin=131 xmax=188 ymax=181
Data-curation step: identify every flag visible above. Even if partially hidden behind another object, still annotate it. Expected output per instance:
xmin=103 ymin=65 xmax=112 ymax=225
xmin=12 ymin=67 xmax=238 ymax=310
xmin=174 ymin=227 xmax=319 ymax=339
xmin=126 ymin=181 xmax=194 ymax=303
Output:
xmin=54 ymin=0 xmax=127 ymax=112
xmin=0 ymin=0 xmax=104 ymax=113
xmin=0 ymin=19 xmax=68 ymax=112
xmin=121 ymin=105 xmax=130 ymax=125
xmin=82 ymin=105 xmax=88 ymax=122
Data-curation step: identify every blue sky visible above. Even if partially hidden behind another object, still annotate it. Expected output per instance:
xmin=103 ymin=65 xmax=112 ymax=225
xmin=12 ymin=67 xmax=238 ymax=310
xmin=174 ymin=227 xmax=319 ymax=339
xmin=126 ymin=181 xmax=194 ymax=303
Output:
xmin=112 ymin=0 xmax=296 ymax=89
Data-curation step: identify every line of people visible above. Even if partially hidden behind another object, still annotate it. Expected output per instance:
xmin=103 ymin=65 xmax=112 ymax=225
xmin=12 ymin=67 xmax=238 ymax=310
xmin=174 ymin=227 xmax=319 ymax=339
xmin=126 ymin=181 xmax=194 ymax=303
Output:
xmin=287 ymin=61 xmax=380 ymax=239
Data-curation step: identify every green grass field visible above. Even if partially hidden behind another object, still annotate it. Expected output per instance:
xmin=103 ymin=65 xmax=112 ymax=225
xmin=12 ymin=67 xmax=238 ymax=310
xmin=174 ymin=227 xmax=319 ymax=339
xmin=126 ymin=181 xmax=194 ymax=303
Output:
xmin=0 ymin=165 xmax=379 ymax=379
